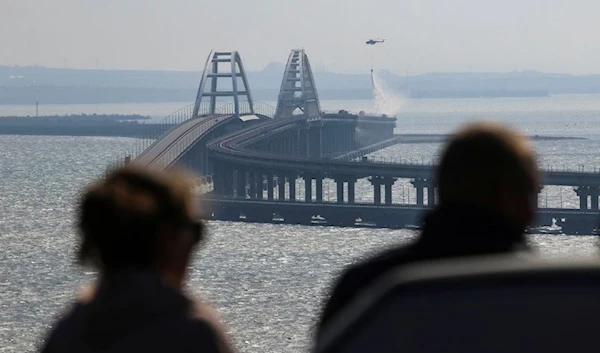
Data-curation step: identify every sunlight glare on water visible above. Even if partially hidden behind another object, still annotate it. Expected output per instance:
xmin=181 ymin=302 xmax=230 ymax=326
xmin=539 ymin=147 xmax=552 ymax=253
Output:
xmin=2 ymin=96 xmax=600 ymax=352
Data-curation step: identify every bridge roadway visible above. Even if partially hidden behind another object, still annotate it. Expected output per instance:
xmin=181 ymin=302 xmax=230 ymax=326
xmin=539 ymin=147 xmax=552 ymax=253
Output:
xmin=199 ymin=197 xmax=598 ymax=234
xmin=134 ymin=113 xmax=273 ymax=170
xmin=135 ymin=114 xmax=229 ymax=168
xmin=332 ymin=136 xmax=403 ymax=161
xmin=208 ymin=116 xmax=600 ymax=187
xmin=129 ymin=109 xmax=398 ymax=177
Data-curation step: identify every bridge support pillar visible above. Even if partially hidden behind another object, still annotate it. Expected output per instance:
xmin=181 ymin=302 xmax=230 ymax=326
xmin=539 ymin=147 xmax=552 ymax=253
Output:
xmin=278 ymin=174 xmax=286 ymax=200
xmin=267 ymin=173 xmax=274 ymax=200
xmin=336 ymin=179 xmax=344 ymax=204
xmin=305 ymin=176 xmax=313 ymax=202
xmin=289 ymin=175 xmax=297 ymax=201
xmin=592 ymin=187 xmax=600 ymax=210
xmin=236 ymin=169 xmax=246 ymax=199
xmin=534 ymin=186 xmax=544 ymax=208
xmin=220 ymin=165 xmax=234 ymax=197
xmin=427 ymin=183 xmax=436 ymax=206
xmin=212 ymin=162 xmax=222 ymax=195
xmin=255 ymin=172 xmax=263 ymax=200
xmin=374 ymin=183 xmax=382 ymax=204
xmin=369 ymin=176 xmax=383 ymax=204
xmin=383 ymin=178 xmax=397 ymax=205
xmin=334 ymin=177 xmax=357 ymax=204
xmin=575 ymin=186 xmax=590 ymax=210
xmin=348 ymin=179 xmax=356 ymax=204
xmin=411 ymin=178 xmax=428 ymax=206
xmin=248 ymin=171 xmax=257 ymax=199
xmin=581 ymin=193 xmax=588 ymax=210
xmin=316 ymin=177 xmax=323 ymax=202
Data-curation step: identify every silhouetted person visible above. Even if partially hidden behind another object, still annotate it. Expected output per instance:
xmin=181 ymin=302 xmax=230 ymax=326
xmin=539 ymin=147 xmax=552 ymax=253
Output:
xmin=316 ymin=122 xmax=539 ymax=338
xmin=41 ymin=166 xmax=234 ymax=353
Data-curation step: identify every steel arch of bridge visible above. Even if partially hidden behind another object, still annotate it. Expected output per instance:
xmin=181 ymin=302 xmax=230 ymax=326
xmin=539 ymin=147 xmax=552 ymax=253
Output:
xmin=275 ymin=49 xmax=322 ymax=120
xmin=193 ymin=51 xmax=255 ymax=118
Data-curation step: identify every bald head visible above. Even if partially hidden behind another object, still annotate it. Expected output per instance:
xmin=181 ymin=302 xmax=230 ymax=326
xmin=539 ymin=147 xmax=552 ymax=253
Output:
xmin=437 ymin=123 xmax=539 ymax=229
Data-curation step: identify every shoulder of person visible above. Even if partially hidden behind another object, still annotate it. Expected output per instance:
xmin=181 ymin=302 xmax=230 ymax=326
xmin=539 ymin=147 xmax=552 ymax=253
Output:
xmin=343 ymin=243 xmax=418 ymax=285
xmin=320 ymin=243 xmax=418 ymax=322
xmin=40 ymin=301 xmax=87 ymax=353
xmin=182 ymin=296 xmax=236 ymax=353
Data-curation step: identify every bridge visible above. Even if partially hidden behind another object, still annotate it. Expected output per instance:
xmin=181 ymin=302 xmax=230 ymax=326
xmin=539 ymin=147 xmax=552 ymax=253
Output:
xmin=123 ymin=52 xmax=275 ymax=175
xmin=120 ymin=49 xmax=600 ymax=235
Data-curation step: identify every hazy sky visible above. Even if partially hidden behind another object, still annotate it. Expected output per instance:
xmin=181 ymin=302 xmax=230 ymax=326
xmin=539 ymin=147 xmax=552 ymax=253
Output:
xmin=2 ymin=0 xmax=600 ymax=74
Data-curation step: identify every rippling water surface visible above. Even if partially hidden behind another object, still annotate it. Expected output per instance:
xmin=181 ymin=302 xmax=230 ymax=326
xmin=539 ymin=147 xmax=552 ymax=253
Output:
xmin=2 ymin=96 xmax=600 ymax=352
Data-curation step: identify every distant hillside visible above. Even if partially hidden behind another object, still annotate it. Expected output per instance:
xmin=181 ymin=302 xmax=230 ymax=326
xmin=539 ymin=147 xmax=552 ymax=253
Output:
xmin=0 ymin=63 xmax=370 ymax=90
xmin=2 ymin=65 xmax=600 ymax=104
xmin=379 ymin=70 xmax=600 ymax=95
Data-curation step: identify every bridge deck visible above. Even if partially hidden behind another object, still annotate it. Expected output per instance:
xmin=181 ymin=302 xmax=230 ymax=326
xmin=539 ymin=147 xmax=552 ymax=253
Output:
xmin=209 ymin=123 xmax=600 ymax=186
xmin=333 ymin=137 xmax=403 ymax=161
xmin=134 ymin=114 xmax=231 ymax=169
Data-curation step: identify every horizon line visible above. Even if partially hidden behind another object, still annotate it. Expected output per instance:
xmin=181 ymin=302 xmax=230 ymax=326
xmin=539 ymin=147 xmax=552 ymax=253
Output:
xmin=1 ymin=64 xmax=599 ymax=78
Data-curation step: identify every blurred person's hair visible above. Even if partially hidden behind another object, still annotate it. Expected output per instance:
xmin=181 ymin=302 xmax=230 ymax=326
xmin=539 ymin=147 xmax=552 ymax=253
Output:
xmin=77 ymin=165 xmax=202 ymax=273
xmin=437 ymin=122 xmax=538 ymax=208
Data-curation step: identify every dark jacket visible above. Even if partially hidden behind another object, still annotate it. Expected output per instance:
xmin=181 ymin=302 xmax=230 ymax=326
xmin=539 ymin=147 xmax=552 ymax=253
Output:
xmin=315 ymin=205 xmax=528 ymax=338
xmin=41 ymin=270 xmax=233 ymax=353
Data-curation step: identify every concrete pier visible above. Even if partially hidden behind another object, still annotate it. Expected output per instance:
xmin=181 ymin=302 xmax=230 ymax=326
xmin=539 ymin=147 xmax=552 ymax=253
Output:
xmin=316 ymin=177 xmax=323 ymax=202
xmin=267 ymin=173 xmax=274 ymax=200
xmin=305 ymin=176 xmax=313 ymax=202
xmin=411 ymin=179 xmax=428 ymax=206
xmin=336 ymin=180 xmax=344 ymax=204
xmin=289 ymin=175 xmax=296 ymax=201
xmin=278 ymin=175 xmax=285 ymax=200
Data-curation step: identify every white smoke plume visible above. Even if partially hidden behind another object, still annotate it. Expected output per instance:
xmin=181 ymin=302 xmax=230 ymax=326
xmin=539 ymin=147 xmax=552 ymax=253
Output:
xmin=372 ymin=71 xmax=405 ymax=116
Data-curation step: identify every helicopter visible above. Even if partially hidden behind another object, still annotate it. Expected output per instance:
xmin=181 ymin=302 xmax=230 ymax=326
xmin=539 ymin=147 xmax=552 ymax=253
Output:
xmin=365 ymin=38 xmax=385 ymax=45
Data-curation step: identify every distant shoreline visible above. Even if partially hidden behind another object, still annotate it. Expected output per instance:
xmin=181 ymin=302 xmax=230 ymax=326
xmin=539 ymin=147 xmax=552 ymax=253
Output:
xmin=5 ymin=65 xmax=600 ymax=105
xmin=0 ymin=113 xmax=150 ymax=121
xmin=0 ymin=114 xmax=157 ymax=138
xmin=394 ymin=134 xmax=587 ymax=144
xmin=0 ymin=87 xmax=552 ymax=106
xmin=407 ymin=89 xmax=549 ymax=99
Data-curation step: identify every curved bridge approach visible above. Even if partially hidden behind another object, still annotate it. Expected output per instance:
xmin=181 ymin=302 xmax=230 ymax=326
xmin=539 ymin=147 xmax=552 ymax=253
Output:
xmin=205 ymin=112 xmax=600 ymax=234
xmin=133 ymin=102 xmax=274 ymax=174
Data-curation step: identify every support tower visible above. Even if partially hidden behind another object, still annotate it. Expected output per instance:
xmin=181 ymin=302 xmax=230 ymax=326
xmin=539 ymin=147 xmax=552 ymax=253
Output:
xmin=193 ymin=51 xmax=255 ymax=118
xmin=274 ymin=49 xmax=321 ymax=120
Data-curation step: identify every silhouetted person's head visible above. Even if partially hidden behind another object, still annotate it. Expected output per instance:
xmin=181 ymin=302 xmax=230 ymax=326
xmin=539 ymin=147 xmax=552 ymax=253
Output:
xmin=437 ymin=122 xmax=539 ymax=231
xmin=77 ymin=165 xmax=203 ymax=288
